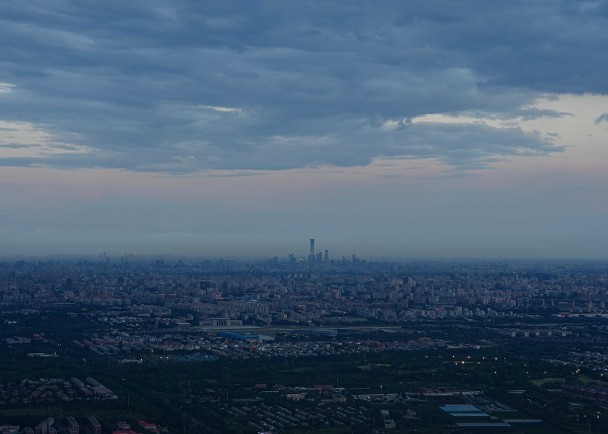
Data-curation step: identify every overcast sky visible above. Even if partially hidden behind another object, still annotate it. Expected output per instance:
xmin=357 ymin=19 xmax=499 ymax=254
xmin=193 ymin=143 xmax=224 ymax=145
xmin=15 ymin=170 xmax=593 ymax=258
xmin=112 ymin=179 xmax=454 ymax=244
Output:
xmin=1 ymin=0 xmax=607 ymax=259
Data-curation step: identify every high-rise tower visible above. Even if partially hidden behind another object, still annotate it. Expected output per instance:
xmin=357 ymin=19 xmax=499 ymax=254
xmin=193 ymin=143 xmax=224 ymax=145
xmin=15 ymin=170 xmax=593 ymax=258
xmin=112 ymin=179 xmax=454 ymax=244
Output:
xmin=309 ymin=238 xmax=315 ymax=262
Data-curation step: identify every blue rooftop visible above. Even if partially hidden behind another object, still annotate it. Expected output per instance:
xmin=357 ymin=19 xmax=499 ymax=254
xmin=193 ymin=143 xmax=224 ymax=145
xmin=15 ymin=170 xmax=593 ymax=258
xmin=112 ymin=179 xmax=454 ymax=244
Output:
xmin=440 ymin=404 xmax=489 ymax=417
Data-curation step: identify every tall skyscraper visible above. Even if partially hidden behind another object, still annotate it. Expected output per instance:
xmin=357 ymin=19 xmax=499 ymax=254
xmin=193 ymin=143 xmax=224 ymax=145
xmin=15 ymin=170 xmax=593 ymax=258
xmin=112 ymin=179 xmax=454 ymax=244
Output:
xmin=309 ymin=238 xmax=315 ymax=263
xmin=404 ymin=276 xmax=414 ymax=292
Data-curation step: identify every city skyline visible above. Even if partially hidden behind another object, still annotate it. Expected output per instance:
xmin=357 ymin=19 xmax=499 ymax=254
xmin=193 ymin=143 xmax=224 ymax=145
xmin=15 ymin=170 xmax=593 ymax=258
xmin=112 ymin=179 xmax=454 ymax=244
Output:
xmin=1 ymin=1 xmax=607 ymax=259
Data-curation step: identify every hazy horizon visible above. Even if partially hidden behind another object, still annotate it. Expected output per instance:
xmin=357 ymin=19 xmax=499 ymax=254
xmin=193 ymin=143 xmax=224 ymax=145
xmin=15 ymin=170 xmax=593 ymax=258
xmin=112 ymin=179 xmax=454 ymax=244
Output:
xmin=1 ymin=247 xmax=606 ymax=263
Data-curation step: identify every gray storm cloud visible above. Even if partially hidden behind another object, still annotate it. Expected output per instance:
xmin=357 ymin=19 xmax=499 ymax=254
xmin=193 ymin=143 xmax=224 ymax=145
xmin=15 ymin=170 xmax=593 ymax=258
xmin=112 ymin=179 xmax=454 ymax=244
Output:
xmin=0 ymin=0 xmax=605 ymax=172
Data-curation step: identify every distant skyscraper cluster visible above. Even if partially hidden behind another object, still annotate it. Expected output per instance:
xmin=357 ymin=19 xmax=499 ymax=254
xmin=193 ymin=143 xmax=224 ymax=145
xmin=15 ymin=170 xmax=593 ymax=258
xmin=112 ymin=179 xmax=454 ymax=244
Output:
xmin=287 ymin=238 xmax=363 ymax=266
xmin=298 ymin=238 xmax=329 ymax=264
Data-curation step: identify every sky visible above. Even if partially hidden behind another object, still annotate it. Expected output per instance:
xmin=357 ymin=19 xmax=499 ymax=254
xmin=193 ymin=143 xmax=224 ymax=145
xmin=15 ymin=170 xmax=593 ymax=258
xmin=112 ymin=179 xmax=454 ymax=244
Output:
xmin=0 ymin=0 xmax=607 ymax=259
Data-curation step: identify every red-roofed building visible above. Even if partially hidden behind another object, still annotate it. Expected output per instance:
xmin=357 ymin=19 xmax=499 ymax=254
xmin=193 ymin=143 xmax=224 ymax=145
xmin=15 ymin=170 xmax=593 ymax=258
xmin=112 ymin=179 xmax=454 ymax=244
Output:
xmin=137 ymin=421 xmax=158 ymax=432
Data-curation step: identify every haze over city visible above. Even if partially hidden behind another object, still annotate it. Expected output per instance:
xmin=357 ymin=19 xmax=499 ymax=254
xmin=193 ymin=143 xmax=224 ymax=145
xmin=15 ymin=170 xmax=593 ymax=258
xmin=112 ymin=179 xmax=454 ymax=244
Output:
xmin=1 ymin=1 xmax=607 ymax=258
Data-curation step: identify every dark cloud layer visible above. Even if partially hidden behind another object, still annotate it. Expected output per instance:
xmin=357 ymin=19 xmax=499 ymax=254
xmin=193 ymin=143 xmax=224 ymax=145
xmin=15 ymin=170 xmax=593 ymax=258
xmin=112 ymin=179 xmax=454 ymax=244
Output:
xmin=595 ymin=113 xmax=608 ymax=124
xmin=0 ymin=0 xmax=604 ymax=171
